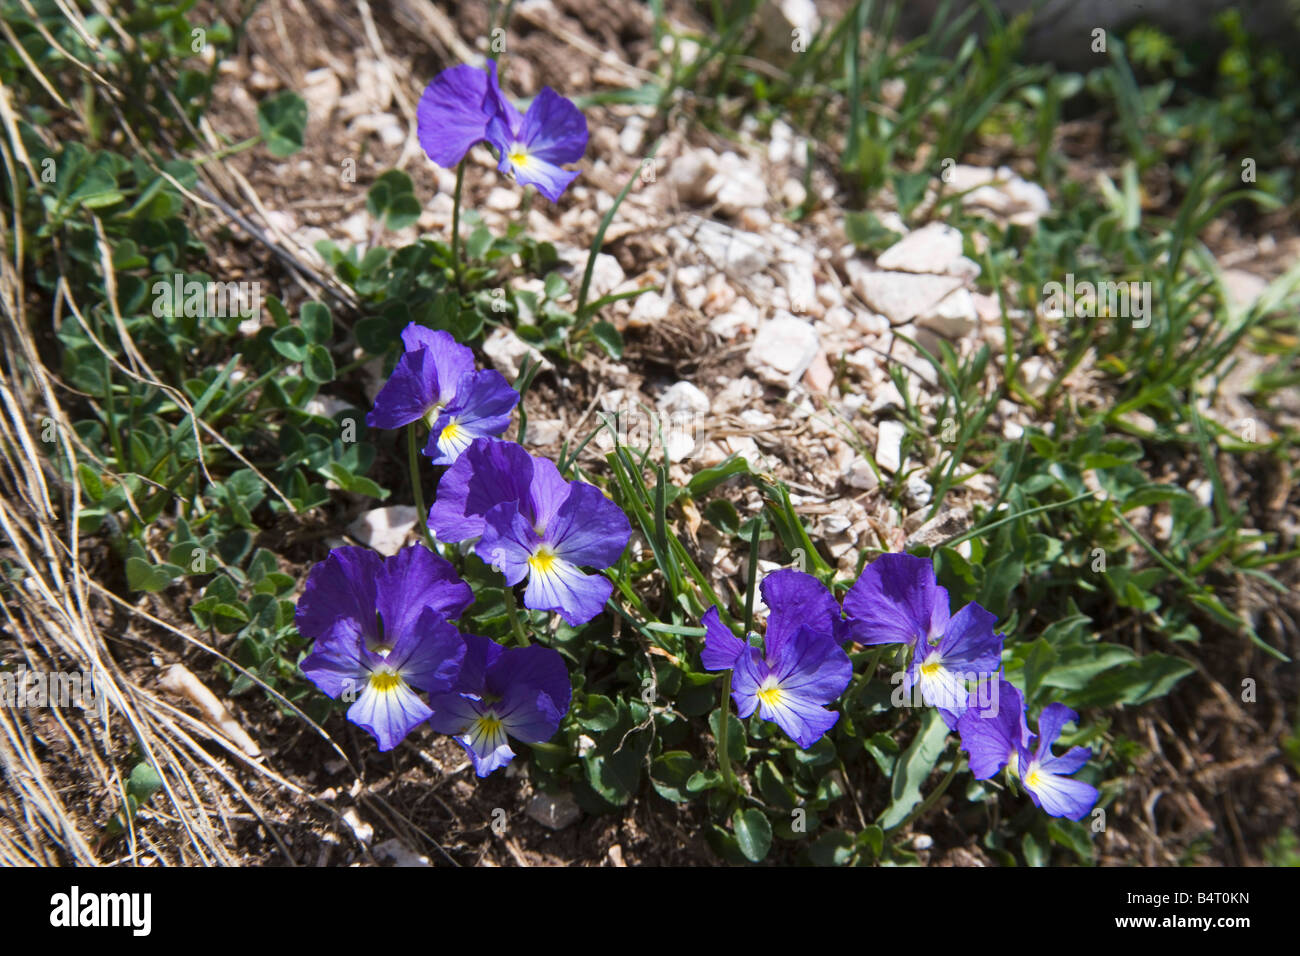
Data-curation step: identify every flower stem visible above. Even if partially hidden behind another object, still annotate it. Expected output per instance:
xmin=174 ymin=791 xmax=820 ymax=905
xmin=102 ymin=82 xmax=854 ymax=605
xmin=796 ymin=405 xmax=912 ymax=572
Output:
xmin=407 ymin=425 xmax=435 ymax=550
xmin=716 ymin=673 xmax=736 ymax=793
xmin=502 ymin=585 xmax=530 ymax=647
xmin=450 ymin=157 xmax=467 ymax=292
xmin=889 ymin=753 xmax=965 ymax=835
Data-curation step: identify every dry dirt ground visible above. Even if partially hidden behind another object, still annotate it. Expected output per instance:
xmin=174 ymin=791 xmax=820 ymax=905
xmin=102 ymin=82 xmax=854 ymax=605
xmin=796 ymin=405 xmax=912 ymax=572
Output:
xmin=13 ymin=0 xmax=1298 ymax=866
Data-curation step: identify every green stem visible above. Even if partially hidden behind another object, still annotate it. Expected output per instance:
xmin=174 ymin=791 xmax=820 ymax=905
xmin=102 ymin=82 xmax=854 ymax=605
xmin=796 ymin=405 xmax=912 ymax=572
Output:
xmin=888 ymin=754 xmax=964 ymax=835
xmin=502 ymin=585 xmax=530 ymax=647
xmin=450 ymin=157 xmax=467 ymax=292
xmin=717 ymin=672 xmax=736 ymax=793
xmin=407 ymin=426 xmax=435 ymax=550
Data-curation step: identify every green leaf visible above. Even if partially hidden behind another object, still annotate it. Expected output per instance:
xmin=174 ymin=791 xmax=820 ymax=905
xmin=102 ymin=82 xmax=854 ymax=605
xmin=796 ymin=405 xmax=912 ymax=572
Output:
xmin=1066 ymin=653 xmax=1195 ymax=709
xmin=543 ymin=272 xmax=569 ymax=300
xmin=127 ymin=761 xmax=164 ymax=803
xmin=300 ymin=302 xmax=332 ymax=343
xmin=271 ymin=326 xmax=308 ymax=361
xmin=366 ymin=170 xmax=421 ymax=230
xmin=1022 ymin=831 xmax=1046 ymax=867
xmin=577 ymin=693 xmax=619 ymax=732
xmin=709 ymin=707 xmax=746 ymax=763
xmin=878 ymin=710 xmax=951 ymax=830
xmin=126 ymin=557 xmax=179 ymax=592
xmin=1047 ymin=819 xmax=1095 ymax=864
xmin=257 ymin=91 xmax=307 ymax=157
xmin=808 ymin=829 xmax=856 ymax=866
xmin=303 ymin=344 xmax=335 ymax=383
xmin=78 ymin=464 xmax=104 ymax=502
xmin=590 ymin=321 xmax=623 ymax=358
xmin=688 ymin=456 xmax=750 ymax=497
xmin=733 ymin=808 xmax=772 ymax=863
xmin=857 ymin=825 xmax=885 ymax=860
xmin=1041 ymin=644 xmax=1138 ymax=691
xmin=650 ymin=751 xmax=703 ymax=803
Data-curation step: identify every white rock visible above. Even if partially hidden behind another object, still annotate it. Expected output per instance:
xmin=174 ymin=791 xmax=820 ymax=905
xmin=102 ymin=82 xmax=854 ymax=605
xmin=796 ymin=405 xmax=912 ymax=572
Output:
xmin=348 ymin=506 xmax=419 ymax=556
xmin=746 ymin=314 xmax=820 ymax=385
xmin=905 ymin=507 xmax=971 ymax=549
xmin=769 ymin=119 xmax=796 ymax=164
xmin=947 ymin=164 xmax=1051 ymax=227
xmin=303 ymin=395 xmax=353 ymax=420
xmin=868 ymin=380 xmax=907 ymax=413
xmin=373 ymin=839 xmax=431 ymax=867
xmin=668 ymin=148 xmax=720 ymax=204
xmin=526 ymin=792 xmax=581 ymax=830
xmin=1017 ymin=356 xmax=1054 ymax=400
xmin=665 ymin=431 xmax=697 ymax=462
xmin=340 ymin=210 xmax=370 ymax=245
xmin=482 ymin=327 xmax=553 ymax=381
xmin=628 ymin=290 xmax=670 ymax=326
xmin=709 ymin=151 xmax=769 ymax=216
xmin=618 ymin=115 xmax=648 ymax=156
xmin=845 ymin=458 xmax=879 ymax=490
xmin=669 ymin=216 xmax=769 ymax=277
xmin=903 ymin=475 xmax=933 ymax=509
xmin=658 ymin=381 xmax=711 ymax=417
xmin=781 ymin=178 xmax=807 ymax=209
xmin=848 ymin=265 xmax=965 ymax=325
xmin=758 ymin=0 xmax=820 ymax=60
xmin=918 ymin=288 xmax=980 ymax=339
xmin=524 ymin=418 xmax=564 ymax=447
xmin=342 ymin=807 xmax=373 ymax=846
xmin=302 ymin=67 xmax=341 ymax=124
xmin=713 ymin=375 xmax=761 ymax=413
xmin=485 ymin=187 xmax=520 ymax=211
xmin=779 ymin=261 xmax=818 ymax=316
xmin=739 ymin=207 xmax=773 ymax=232
xmin=875 ymin=420 xmax=906 ymax=473
xmin=875 ymin=222 xmax=966 ymax=275
xmin=556 ymin=246 xmax=624 ymax=299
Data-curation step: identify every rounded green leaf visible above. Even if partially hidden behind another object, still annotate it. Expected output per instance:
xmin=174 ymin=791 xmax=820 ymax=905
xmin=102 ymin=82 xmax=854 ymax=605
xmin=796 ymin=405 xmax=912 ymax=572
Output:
xmin=733 ymin=808 xmax=773 ymax=863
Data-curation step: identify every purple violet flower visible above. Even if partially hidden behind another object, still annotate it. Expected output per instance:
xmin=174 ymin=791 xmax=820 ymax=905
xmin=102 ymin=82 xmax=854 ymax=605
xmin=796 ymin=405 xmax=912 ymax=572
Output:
xmin=429 ymin=438 xmax=630 ymax=626
xmin=701 ymin=570 xmax=852 ymax=749
xmin=905 ymin=602 xmax=1003 ymax=717
xmin=427 ymin=633 xmax=572 ymax=776
xmin=296 ymin=545 xmax=472 ymax=751
xmin=842 ymin=552 xmax=950 ymax=648
xmin=366 ymin=324 xmax=475 ymax=430
xmin=1017 ymin=703 xmax=1099 ymax=821
xmin=366 ymin=324 xmax=518 ymax=463
xmin=484 ymin=82 xmax=587 ymax=202
xmin=956 ymin=677 xmax=1032 ymax=779
xmin=479 ymin=476 xmax=630 ymax=627
xmin=427 ymin=438 xmax=537 ymax=543
xmin=423 ymin=368 xmax=520 ymax=465
xmin=416 ymin=61 xmax=503 ymax=168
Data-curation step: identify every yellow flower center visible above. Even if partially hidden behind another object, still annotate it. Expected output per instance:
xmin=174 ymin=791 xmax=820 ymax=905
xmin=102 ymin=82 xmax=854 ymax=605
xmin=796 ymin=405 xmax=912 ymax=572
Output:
xmin=920 ymin=657 xmax=943 ymax=678
xmin=368 ymin=670 xmax=402 ymax=693
xmin=508 ymin=144 xmax=530 ymax=169
xmin=529 ymin=546 xmax=557 ymax=575
xmin=756 ymin=679 xmax=785 ymax=709
xmin=474 ymin=713 xmax=504 ymax=736
xmin=1024 ymin=764 xmax=1043 ymax=789
xmin=441 ymin=419 xmax=463 ymax=446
